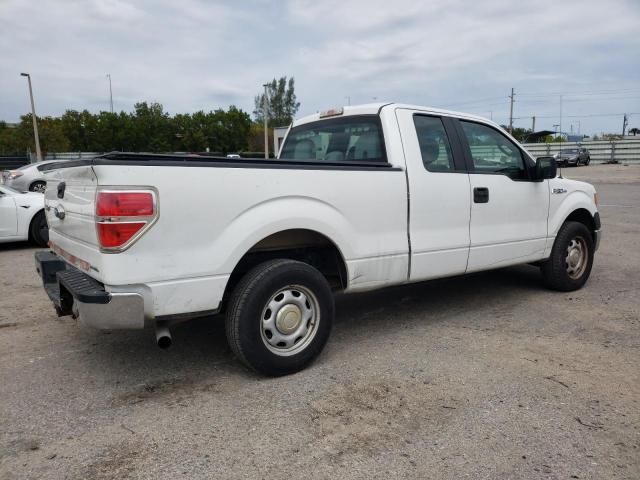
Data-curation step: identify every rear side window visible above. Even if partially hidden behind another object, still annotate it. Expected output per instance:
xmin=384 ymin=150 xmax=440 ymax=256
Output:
xmin=413 ymin=115 xmax=455 ymax=172
xmin=280 ymin=115 xmax=386 ymax=163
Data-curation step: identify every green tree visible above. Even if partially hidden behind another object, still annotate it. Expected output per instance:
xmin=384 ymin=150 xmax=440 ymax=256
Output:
xmin=0 ymin=121 xmax=21 ymax=154
xmin=254 ymin=76 xmax=300 ymax=127
xmin=499 ymin=125 xmax=532 ymax=142
xmin=2 ymin=102 xmax=253 ymax=155
xmin=130 ymin=102 xmax=172 ymax=152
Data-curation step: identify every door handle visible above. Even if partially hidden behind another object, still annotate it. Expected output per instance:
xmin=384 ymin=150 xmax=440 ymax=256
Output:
xmin=474 ymin=187 xmax=489 ymax=203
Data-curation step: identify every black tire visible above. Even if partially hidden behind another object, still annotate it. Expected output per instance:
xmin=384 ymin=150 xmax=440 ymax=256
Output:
xmin=225 ymin=259 xmax=334 ymax=376
xmin=29 ymin=210 xmax=49 ymax=247
xmin=586 ymin=157 xmax=591 ymax=165
xmin=29 ymin=181 xmax=46 ymax=193
xmin=541 ymin=221 xmax=594 ymax=291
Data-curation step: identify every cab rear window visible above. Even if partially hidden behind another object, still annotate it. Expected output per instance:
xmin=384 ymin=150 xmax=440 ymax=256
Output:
xmin=280 ymin=115 xmax=386 ymax=163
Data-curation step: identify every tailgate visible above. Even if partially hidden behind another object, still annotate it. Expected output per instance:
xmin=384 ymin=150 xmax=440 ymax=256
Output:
xmin=43 ymin=165 xmax=102 ymax=275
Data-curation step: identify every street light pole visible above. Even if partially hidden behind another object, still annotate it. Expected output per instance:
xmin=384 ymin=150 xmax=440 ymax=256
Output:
xmin=106 ymin=74 xmax=113 ymax=113
xmin=20 ymin=73 xmax=42 ymax=162
xmin=263 ymin=83 xmax=269 ymax=159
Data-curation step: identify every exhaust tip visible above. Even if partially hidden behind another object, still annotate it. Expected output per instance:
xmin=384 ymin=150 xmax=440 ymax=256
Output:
xmin=155 ymin=321 xmax=172 ymax=349
xmin=157 ymin=335 xmax=172 ymax=349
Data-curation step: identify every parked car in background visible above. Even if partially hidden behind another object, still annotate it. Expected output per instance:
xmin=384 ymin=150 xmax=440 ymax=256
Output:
xmin=553 ymin=147 xmax=590 ymax=167
xmin=1 ymin=160 xmax=67 ymax=193
xmin=0 ymin=185 xmax=48 ymax=246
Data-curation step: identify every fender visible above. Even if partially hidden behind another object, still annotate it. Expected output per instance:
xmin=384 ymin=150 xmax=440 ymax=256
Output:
xmin=548 ymin=190 xmax=598 ymax=238
xmin=215 ymin=195 xmax=355 ymax=276
xmin=18 ymin=205 xmax=45 ymax=241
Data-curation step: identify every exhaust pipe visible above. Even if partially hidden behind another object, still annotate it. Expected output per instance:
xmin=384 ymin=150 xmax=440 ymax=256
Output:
xmin=155 ymin=322 xmax=172 ymax=349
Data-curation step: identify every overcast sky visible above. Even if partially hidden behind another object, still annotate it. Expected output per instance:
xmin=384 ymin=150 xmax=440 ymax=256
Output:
xmin=1 ymin=0 xmax=639 ymax=136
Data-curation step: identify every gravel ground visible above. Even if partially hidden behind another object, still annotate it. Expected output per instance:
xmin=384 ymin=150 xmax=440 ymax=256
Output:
xmin=1 ymin=164 xmax=638 ymax=480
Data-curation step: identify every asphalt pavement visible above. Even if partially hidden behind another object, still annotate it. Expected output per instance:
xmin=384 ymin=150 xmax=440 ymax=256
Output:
xmin=0 ymin=164 xmax=638 ymax=479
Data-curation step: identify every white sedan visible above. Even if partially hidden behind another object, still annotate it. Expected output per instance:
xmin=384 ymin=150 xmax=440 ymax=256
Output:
xmin=0 ymin=185 xmax=48 ymax=246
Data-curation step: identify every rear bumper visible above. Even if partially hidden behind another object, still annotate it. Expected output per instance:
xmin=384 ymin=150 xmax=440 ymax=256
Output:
xmin=35 ymin=251 xmax=145 ymax=329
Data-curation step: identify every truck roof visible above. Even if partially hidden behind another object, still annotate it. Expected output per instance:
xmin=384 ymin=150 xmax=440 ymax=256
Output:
xmin=294 ymin=102 xmax=499 ymax=129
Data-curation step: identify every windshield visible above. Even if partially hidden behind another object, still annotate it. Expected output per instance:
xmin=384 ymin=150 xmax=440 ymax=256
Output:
xmin=280 ymin=115 xmax=386 ymax=163
xmin=559 ymin=149 xmax=578 ymax=154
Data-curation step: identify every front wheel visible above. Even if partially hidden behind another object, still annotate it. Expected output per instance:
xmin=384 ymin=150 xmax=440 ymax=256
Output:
xmin=225 ymin=259 xmax=334 ymax=376
xmin=541 ymin=221 xmax=594 ymax=291
xmin=29 ymin=210 xmax=49 ymax=247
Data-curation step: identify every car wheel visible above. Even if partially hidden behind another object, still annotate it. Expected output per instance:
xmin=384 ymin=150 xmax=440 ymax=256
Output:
xmin=29 ymin=210 xmax=49 ymax=247
xmin=30 ymin=181 xmax=46 ymax=193
xmin=586 ymin=157 xmax=591 ymax=165
xmin=225 ymin=259 xmax=334 ymax=376
xmin=541 ymin=221 xmax=594 ymax=291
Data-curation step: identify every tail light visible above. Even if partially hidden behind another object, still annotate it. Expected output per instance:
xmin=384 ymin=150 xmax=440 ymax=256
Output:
xmin=5 ymin=170 xmax=24 ymax=180
xmin=95 ymin=189 xmax=158 ymax=251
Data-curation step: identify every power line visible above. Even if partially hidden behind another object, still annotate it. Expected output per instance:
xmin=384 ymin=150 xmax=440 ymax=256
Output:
xmin=518 ymin=89 xmax=640 ymax=98
xmin=513 ymin=112 xmax=639 ymax=120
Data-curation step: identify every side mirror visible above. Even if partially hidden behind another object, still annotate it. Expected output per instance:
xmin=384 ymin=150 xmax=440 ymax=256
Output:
xmin=534 ymin=156 xmax=557 ymax=180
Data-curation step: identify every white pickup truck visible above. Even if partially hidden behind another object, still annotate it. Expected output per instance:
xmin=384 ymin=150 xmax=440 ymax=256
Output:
xmin=35 ymin=103 xmax=601 ymax=376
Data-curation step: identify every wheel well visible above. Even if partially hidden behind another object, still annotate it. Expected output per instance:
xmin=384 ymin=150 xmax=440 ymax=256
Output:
xmin=564 ymin=208 xmax=595 ymax=237
xmin=30 ymin=180 xmax=46 ymax=189
xmin=221 ymin=229 xmax=348 ymax=311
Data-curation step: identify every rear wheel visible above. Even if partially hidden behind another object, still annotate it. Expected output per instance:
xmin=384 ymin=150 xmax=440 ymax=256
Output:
xmin=30 ymin=181 xmax=46 ymax=193
xmin=541 ymin=221 xmax=594 ymax=291
xmin=29 ymin=210 xmax=49 ymax=247
xmin=225 ymin=259 xmax=334 ymax=376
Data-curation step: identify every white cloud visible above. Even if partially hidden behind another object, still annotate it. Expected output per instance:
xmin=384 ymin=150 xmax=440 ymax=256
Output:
xmin=0 ymin=0 xmax=638 ymax=134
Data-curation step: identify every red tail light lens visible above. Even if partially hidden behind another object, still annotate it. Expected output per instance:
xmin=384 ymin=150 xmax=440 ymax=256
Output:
xmin=96 ymin=192 xmax=153 ymax=217
xmin=95 ymin=190 xmax=157 ymax=251
xmin=97 ymin=222 xmax=147 ymax=248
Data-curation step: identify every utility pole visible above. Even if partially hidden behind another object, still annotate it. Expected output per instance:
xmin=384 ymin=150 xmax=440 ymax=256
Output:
xmin=508 ymin=87 xmax=515 ymax=134
xmin=20 ymin=73 xmax=42 ymax=162
xmin=345 ymin=96 xmax=351 ymax=106
xmin=106 ymin=74 xmax=113 ymax=113
xmin=622 ymin=114 xmax=628 ymax=136
xmin=263 ymin=83 xmax=269 ymax=159
xmin=559 ymin=94 xmax=563 ymax=148
xmin=531 ymin=116 xmax=536 ymax=133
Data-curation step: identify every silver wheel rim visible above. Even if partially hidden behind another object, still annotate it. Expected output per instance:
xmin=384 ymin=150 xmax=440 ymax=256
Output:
xmin=260 ymin=285 xmax=319 ymax=356
xmin=32 ymin=183 xmax=46 ymax=193
xmin=565 ymin=236 xmax=588 ymax=279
